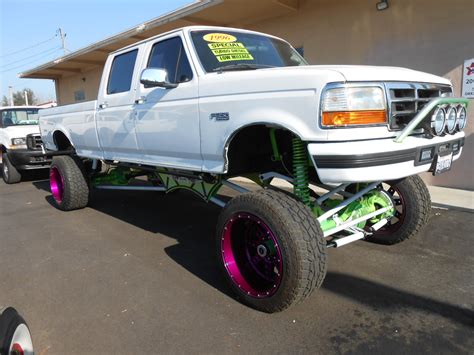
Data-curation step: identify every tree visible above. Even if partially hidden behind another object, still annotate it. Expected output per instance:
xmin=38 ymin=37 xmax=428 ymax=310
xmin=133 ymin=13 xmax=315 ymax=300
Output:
xmin=1 ymin=88 xmax=38 ymax=106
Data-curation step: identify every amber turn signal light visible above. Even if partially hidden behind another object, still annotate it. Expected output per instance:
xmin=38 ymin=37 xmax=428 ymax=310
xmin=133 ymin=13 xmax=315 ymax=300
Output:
xmin=322 ymin=110 xmax=387 ymax=126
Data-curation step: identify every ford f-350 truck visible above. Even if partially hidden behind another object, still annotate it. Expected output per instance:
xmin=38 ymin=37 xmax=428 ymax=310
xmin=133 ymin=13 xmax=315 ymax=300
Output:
xmin=0 ymin=106 xmax=51 ymax=184
xmin=38 ymin=26 xmax=469 ymax=312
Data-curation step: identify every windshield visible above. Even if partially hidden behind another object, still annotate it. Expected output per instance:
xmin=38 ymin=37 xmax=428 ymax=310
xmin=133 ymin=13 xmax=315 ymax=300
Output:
xmin=190 ymin=30 xmax=308 ymax=72
xmin=1 ymin=108 xmax=39 ymax=127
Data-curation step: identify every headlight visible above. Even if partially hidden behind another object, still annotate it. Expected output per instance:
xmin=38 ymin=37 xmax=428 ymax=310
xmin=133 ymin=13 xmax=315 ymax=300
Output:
xmin=456 ymin=105 xmax=467 ymax=131
xmin=431 ymin=107 xmax=446 ymax=136
xmin=11 ymin=137 xmax=27 ymax=146
xmin=445 ymin=106 xmax=457 ymax=134
xmin=321 ymin=86 xmax=387 ymax=127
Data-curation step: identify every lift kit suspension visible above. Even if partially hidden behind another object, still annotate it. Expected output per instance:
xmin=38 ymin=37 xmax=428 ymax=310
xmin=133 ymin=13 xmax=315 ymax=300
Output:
xmin=292 ymin=136 xmax=311 ymax=206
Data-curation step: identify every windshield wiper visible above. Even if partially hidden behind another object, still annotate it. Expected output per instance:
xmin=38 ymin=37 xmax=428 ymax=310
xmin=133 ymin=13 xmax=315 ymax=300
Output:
xmin=212 ymin=63 xmax=275 ymax=72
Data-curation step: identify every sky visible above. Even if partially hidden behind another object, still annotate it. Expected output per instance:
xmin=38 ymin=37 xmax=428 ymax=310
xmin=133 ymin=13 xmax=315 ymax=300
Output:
xmin=0 ymin=0 xmax=192 ymax=103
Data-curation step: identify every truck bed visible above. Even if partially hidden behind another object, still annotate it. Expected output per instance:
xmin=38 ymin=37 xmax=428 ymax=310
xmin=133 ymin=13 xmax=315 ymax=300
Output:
xmin=39 ymin=100 xmax=102 ymax=158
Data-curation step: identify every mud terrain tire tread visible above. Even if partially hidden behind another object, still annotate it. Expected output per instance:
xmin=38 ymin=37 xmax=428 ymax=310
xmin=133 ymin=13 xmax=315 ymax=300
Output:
xmin=216 ymin=188 xmax=327 ymax=312
xmin=51 ymin=155 xmax=89 ymax=211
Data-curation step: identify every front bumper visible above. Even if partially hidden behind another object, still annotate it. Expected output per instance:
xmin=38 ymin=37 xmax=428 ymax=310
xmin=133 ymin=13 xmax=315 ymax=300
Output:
xmin=309 ymin=132 xmax=464 ymax=183
xmin=7 ymin=149 xmax=51 ymax=170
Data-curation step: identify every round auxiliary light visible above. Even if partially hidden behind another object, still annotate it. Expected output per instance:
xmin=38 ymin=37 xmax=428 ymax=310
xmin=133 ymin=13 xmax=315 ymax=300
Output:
xmin=431 ymin=107 xmax=446 ymax=136
xmin=456 ymin=105 xmax=467 ymax=131
xmin=445 ymin=105 xmax=457 ymax=134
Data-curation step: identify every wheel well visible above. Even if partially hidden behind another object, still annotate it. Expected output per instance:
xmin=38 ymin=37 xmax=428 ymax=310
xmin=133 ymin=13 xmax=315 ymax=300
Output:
xmin=53 ymin=131 xmax=73 ymax=151
xmin=226 ymin=125 xmax=295 ymax=176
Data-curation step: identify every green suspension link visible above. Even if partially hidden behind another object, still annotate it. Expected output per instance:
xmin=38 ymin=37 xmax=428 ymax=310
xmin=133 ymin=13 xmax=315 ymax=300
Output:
xmin=292 ymin=136 xmax=311 ymax=206
xmin=269 ymin=128 xmax=282 ymax=162
xmin=92 ymin=167 xmax=131 ymax=187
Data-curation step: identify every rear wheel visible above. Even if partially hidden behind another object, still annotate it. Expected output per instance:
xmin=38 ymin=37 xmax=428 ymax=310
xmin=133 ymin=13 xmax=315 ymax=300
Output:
xmin=50 ymin=155 xmax=89 ymax=211
xmin=1 ymin=152 xmax=21 ymax=184
xmin=365 ymin=175 xmax=431 ymax=245
xmin=216 ymin=189 xmax=327 ymax=312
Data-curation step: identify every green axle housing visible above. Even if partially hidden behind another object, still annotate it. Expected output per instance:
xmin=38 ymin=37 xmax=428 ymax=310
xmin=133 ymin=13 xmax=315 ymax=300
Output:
xmin=319 ymin=191 xmax=394 ymax=232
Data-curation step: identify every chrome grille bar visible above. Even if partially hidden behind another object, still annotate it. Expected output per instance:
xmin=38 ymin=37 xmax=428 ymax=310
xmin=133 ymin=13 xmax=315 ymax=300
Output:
xmin=384 ymin=82 xmax=452 ymax=131
xmin=26 ymin=134 xmax=43 ymax=150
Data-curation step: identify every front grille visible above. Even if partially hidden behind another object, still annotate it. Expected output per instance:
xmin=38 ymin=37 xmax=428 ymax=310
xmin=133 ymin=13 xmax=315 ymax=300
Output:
xmin=26 ymin=134 xmax=43 ymax=151
xmin=385 ymin=82 xmax=452 ymax=130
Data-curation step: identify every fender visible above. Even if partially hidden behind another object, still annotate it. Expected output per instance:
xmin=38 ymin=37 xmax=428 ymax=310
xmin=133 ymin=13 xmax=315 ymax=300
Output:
xmin=51 ymin=126 xmax=74 ymax=151
xmin=200 ymin=89 xmax=325 ymax=173
xmin=222 ymin=121 xmax=303 ymax=174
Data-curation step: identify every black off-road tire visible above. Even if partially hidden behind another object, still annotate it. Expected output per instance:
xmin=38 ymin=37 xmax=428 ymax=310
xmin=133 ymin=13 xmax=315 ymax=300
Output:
xmin=216 ymin=189 xmax=327 ymax=313
xmin=366 ymin=175 xmax=431 ymax=245
xmin=1 ymin=152 xmax=21 ymax=184
xmin=50 ymin=155 xmax=89 ymax=211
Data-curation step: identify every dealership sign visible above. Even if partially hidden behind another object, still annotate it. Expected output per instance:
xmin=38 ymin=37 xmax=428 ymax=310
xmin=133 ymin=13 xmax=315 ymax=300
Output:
xmin=462 ymin=58 xmax=474 ymax=98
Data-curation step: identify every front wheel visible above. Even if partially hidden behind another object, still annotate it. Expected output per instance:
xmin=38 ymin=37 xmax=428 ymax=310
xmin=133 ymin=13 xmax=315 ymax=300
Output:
xmin=365 ymin=175 xmax=431 ymax=245
xmin=1 ymin=152 xmax=21 ymax=184
xmin=216 ymin=189 xmax=327 ymax=313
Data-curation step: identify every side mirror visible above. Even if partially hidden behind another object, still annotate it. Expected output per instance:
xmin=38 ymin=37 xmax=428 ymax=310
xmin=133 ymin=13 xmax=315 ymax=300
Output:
xmin=140 ymin=68 xmax=178 ymax=89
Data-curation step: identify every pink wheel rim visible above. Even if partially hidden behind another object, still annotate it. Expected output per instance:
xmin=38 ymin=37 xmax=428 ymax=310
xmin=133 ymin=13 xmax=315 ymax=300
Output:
xmin=50 ymin=167 xmax=64 ymax=203
xmin=221 ymin=213 xmax=283 ymax=298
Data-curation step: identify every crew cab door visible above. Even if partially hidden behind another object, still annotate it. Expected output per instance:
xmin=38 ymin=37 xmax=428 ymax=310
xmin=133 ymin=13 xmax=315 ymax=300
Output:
xmin=133 ymin=34 xmax=201 ymax=171
xmin=96 ymin=47 xmax=142 ymax=161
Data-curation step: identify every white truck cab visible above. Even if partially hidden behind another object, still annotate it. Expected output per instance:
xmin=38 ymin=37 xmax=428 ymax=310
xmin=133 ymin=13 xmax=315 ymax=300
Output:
xmin=37 ymin=26 xmax=469 ymax=312
xmin=0 ymin=106 xmax=50 ymax=184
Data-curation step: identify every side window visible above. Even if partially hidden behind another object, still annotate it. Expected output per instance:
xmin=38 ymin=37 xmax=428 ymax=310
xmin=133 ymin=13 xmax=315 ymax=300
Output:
xmin=2 ymin=111 xmax=14 ymax=127
xmin=107 ymin=49 xmax=138 ymax=94
xmin=147 ymin=37 xmax=193 ymax=84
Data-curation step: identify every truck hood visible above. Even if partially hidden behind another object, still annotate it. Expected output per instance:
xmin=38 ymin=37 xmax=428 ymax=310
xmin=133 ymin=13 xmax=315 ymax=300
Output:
xmin=2 ymin=125 xmax=40 ymax=140
xmin=289 ymin=65 xmax=451 ymax=85
xmin=199 ymin=65 xmax=451 ymax=101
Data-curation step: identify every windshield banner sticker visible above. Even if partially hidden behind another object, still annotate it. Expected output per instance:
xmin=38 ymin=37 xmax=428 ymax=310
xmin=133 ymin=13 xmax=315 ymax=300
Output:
xmin=203 ymin=33 xmax=237 ymax=43
xmin=207 ymin=42 xmax=254 ymax=62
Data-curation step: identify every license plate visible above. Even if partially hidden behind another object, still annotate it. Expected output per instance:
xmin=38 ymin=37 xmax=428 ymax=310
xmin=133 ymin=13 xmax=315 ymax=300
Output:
xmin=433 ymin=153 xmax=453 ymax=175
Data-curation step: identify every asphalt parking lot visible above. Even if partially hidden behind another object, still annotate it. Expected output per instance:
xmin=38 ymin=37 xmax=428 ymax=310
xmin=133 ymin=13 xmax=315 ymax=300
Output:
xmin=1 ymin=172 xmax=473 ymax=354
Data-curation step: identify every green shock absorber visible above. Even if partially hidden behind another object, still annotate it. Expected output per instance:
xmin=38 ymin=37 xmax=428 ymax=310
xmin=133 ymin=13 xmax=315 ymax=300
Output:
xmin=292 ymin=136 xmax=311 ymax=206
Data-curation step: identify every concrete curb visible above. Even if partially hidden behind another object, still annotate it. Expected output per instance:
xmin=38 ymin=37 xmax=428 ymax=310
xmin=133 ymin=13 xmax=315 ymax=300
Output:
xmin=427 ymin=185 xmax=474 ymax=212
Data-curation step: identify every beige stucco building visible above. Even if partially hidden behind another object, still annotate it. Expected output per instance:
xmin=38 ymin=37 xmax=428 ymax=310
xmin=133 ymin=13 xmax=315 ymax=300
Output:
xmin=20 ymin=0 xmax=474 ymax=189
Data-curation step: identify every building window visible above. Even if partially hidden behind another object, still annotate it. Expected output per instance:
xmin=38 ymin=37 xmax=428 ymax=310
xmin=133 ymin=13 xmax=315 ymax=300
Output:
xmin=147 ymin=37 xmax=193 ymax=83
xmin=74 ymin=90 xmax=85 ymax=102
xmin=295 ymin=46 xmax=304 ymax=58
xmin=107 ymin=49 xmax=138 ymax=94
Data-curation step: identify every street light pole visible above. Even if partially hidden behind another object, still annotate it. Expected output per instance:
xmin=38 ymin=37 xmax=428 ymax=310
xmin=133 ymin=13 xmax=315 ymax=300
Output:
xmin=8 ymin=86 xmax=14 ymax=106
xmin=57 ymin=28 xmax=69 ymax=55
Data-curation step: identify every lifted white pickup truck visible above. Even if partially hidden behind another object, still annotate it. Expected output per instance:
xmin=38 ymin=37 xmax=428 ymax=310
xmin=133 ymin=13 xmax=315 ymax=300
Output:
xmin=39 ymin=26 xmax=469 ymax=312
xmin=0 ymin=106 xmax=50 ymax=184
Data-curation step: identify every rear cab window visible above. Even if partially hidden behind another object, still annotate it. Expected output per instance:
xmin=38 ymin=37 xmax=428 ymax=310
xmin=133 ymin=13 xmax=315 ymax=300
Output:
xmin=107 ymin=49 xmax=139 ymax=94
